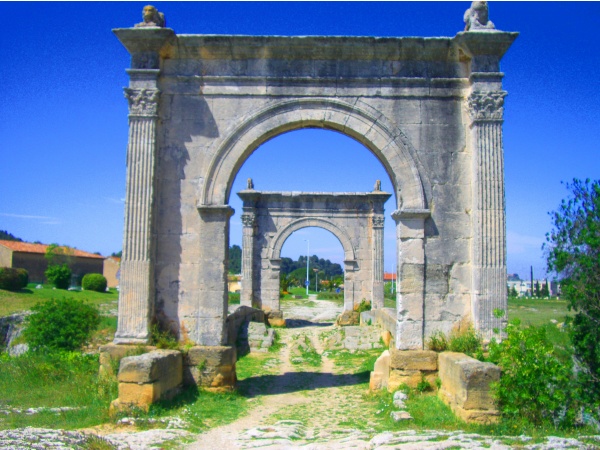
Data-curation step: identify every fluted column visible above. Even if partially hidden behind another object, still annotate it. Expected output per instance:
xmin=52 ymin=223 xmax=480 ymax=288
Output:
xmin=115 ymin=87 xmax=160 ymax=344
xmin=371 ymin=215 xmax=385 ymax=309
xmin=468 ymin=91 xmax=508 ymax=339
xmin=240 ymin=212 xmax=256 ymax=307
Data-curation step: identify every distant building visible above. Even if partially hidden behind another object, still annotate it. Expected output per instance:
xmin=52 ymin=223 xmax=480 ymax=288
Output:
xmin=228 ymin=274 xmax=241 ymax=293
xmin=0 ymin=240 xmax=104 ymax=284
xmin=507 ymin=276 xmax=559 ymax=297
xmin=384 ymin=272 xmax=396 ymax=282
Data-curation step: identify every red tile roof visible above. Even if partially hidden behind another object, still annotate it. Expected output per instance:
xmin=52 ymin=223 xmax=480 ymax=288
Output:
xmin=384 ymin=272 xmax=396 ymax=281
xmin=0 ymin=240 xmax=104 ymax=259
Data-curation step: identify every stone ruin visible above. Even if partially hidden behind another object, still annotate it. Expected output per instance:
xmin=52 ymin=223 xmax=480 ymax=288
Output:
xmin=105 ymin=2 xmax=517 ymax=406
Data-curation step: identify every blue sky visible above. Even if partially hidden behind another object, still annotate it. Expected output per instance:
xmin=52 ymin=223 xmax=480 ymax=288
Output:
xmin=1 ymin=2 xmax=599 ymax=280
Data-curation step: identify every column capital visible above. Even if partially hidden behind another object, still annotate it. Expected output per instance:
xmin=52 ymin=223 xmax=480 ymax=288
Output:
xmin=241 ymin=213 xmax=256 ymax=227
xmin=124 ymin=88 xmax=160 ymax=117
xmin=466 ymin=91 xmax=507 ymax=123
xmin=371 ymin=215 xmax=385 ymax=228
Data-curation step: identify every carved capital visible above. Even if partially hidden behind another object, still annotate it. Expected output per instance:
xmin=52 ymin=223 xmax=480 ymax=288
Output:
xmin=466 ymin=91 xmax=507 ymax=122
xmin=372 ymin=216 xmax=385 ymax=228
xmin=241 ymin=213 xmax=256 ymax=227
xmin=124 ymin=88 xmax=160 ymax=117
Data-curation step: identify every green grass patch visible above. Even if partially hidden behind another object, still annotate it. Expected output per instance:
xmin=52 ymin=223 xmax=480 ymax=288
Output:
xmin=325 ymin=348 xmax=381 ymax=377
xmin=236 ymin=351 xmax=281 ymax=380
xmin=144 ymin=386 xmax=250 ymax=433
xmin=0 ymin=284 xmax=118 ymax=317
xmin=508 ymin=296 xmax=571 ymax=327
xmin=0 ymin=351 xmax=116 ymax=430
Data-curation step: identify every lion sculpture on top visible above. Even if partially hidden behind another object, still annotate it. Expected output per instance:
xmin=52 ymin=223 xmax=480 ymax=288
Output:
xmin=463 ymin=1 xmax=496 ymax=31
xmin=135 ymin=5 xmax=166 ymax=28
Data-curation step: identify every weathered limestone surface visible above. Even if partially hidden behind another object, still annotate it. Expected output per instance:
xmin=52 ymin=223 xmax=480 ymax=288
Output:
xmin=111 ymin=350 xmax=182 ymax=412
xmin=183 ymin=345 xmax=237 ymax=390
xmin=438 ymin=351 xmax=501 ymax=424
xmin=323 ymin=325 xmax=384 ymax=351
xmin=113 ymin=18 xmax=517 ymax=349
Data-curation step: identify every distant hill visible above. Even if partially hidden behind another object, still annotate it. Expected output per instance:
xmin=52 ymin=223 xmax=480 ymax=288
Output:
xmin=0 ymin=230 xmax=23 ymax=242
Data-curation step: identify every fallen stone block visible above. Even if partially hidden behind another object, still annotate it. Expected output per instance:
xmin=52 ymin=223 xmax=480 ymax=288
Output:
xmin=110 ymin=350 xmax=183 ymax=413
xmin=438 ymin=352 xmax=500 ymax=424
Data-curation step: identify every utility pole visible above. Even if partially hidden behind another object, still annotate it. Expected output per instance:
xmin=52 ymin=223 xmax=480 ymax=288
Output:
xmin=305 ymin=239 xmax=309 ymax=295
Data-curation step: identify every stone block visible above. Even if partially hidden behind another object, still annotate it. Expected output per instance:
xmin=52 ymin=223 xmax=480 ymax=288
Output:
xmin=99 ymin=344 xmax=156 ymax=376
xmin=118 ymin=350 xmax=182 ymax=386
xmin=336 ymin=311 xmax=360 ymax=326
xmin=438 ymin=352 xmax=500 ymax=423
xmin=184 ymin=345 xmax=236 ymax=367
xmin=388 ymin=369 xmax=422 ymax=391
xmin=370 ymin=350 xmax=390 ymax=390
xmin=389 ymin=349 xmax=438 ymax=371
xmin=395 ymin=320 xmax=423 ymax=350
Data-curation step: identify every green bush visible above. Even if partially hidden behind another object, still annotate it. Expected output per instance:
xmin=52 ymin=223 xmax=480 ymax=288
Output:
xmin=0 ymin=267 xmax=27 ymax=291
xmin=23 ymin=298 xmax=101 ymax=352
xmin=45 ymin=264 xmax=72 ymax=289
xmin=426 ymin=326 xmax=483 ymax=359
xmin=316 ymin=291 xmax=343 ymax=300
xmin=488 ymin=319 xmax=575 ymax=427
xmin=15 ymin=268 xmax=29 ymax=288
xmin=356 ymin=299 xmax=372 ymax=313
xmin=82 ymin=273 xmax=107 ymax=292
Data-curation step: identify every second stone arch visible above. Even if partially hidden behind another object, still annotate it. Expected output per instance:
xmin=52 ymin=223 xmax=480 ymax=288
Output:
xmin=237 ymin=185 xmax=391 ymax=316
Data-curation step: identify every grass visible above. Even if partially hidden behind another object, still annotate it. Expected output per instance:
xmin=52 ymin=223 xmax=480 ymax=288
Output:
xmin=144 ymin=386 xmax=250 ymax=433
xmin=507 ymin=296 xmax=572 ymax=327
xmin=0 ymin=351 xmax=117 ymax=430
xmin=0 ymin=283 xmax=118 ymax=317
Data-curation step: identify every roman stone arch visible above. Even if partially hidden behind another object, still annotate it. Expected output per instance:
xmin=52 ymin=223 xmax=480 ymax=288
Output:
xmin=238 ymin=190 xmax=389 ymax=313
xmin=200 ymin=97 xmax=428 ymax=211
xmin=112 ymin=21 xmax=518 ymax=351
xmin=269 ymin=218 xmax=356 ymax=262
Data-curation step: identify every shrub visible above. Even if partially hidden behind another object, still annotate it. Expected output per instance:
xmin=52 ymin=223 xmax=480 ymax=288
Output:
xmin=45 ymin=264 xmax=72 ymax=289
xmin=426 ymin=325 xmax=483 ymax=359
xmin=82 ymin=273 xmax=107 ymax=292
xmin=0 ymin=267 xmax=26 ymax=291
xmin=15 ymin=268 xmax=29 ymax=288
xmin=23 ymin=298 xmax=101 ymax=352
xmin=425 ymin=330 xmax=448 ymax=352
xmin=356 ymin=299 xmax=372 ymax=313
xmin=488 ymin=319 xmax=575 ymax=427
xmin=150 ymin=323 xmax=179 ymax=350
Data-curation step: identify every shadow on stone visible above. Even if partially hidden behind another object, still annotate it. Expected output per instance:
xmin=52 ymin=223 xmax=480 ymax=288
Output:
xmin=284 ymin=319 xmax=333 ymax=328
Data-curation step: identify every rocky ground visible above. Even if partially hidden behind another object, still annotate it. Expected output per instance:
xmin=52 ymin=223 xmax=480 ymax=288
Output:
xmin=1 ymin=298 xmax=599 ymax=449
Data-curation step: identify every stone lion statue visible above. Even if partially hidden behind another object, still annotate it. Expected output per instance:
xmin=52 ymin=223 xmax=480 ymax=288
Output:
xmin=135 ymin=5 xmax=166 ymax=28
xmin=463 ymin=1 xmax=495 ymax=31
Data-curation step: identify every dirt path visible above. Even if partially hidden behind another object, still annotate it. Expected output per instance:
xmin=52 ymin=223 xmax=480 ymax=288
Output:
xmin=187 ymin=327 xmax=316 ymax=449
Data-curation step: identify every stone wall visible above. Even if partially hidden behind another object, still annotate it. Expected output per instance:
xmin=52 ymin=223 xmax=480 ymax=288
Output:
xmin=112 ymin=24 xmax=517 ymax=349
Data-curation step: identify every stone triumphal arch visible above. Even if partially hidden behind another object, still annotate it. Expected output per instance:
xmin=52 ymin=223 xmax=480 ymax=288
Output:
xmin=237 ymin=186 xmax=391 ymax=313
xmin=112 ymin=5 xmax=517 ymax=353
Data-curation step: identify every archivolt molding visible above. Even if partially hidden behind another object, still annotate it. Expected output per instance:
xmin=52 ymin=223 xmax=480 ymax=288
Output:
xmin=268 ymin=217 xmax=355 ymax=262
xmin=199 ymin=97 xmax=429 ymax=210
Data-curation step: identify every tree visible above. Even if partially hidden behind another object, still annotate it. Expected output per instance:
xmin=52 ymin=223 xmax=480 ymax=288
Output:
xmin=0 ymin=230 xmax=23 ymax=242
xmin=228 ymin=245 xmax=241 ymax=274
xmin=540 ymin=281 xmax=549 ymax=298
xmin=509 ymin=285 xmax=518 ymax=298
xmin=546 ymin=178 xmax=600 ymax=404
xmin=45 ymin=264 xmax=72 ymax=289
